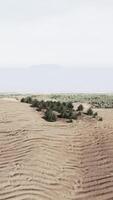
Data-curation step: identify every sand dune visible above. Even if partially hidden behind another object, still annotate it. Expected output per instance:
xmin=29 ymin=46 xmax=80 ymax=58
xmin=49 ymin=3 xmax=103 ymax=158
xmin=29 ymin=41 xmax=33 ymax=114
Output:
xmin=0 ymin=100 xmax=113 ymax=199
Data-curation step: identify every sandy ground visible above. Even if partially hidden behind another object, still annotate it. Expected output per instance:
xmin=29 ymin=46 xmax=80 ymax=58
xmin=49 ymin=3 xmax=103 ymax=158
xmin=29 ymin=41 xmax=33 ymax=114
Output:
xmin=1 ymin=98 xmax=18 ymax=102
xmin=0 ymin=100 xmax=113 ymax=199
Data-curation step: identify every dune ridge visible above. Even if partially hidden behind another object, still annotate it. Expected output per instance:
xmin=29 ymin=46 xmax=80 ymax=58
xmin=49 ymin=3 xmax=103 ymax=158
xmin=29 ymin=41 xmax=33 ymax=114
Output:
xmin=0 ymin=100 xmax=113 ymax=199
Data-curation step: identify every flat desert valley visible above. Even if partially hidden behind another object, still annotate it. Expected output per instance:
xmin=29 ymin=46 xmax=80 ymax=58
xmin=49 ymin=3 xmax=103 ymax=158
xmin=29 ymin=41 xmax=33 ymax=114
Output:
xmin=0 ymin=99 xmax=113 ymax=200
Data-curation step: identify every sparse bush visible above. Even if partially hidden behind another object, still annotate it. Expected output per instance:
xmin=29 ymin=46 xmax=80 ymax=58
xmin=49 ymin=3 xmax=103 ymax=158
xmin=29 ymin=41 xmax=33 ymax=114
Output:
xmin=60 ymin=109 xmax=73 ymax=119
xmin=21 ymin=98 xmax=25 ymax=103
xmin=31 ymin=99 xmax=38 ymax=107
xmin=24 ymin=96 xmax=32 ymax=104
xmin=66 ymin=102 xmax=73 ymax=109
xmin=77 ymin=104 xmax=84 ymax=111
xmin=44 ymin=109 xmax=57 ymax=122
xmin=21 ymin=96 xmax=101 ymax=122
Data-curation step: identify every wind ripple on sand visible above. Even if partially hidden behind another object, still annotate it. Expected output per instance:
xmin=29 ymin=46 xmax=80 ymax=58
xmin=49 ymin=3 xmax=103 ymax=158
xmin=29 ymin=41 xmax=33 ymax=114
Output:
xmin=0 ymin=100 xmax=113 ymax=199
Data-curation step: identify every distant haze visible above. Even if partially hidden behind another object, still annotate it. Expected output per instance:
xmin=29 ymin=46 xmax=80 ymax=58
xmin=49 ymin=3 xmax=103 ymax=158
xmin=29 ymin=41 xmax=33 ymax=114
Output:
xmin=0 ymin=0 xmax=113 ymax=66
xmin=0 ymin=1 xmax=112 ymax=93
xmin=0 ymin=66 xmax=112 ymax=93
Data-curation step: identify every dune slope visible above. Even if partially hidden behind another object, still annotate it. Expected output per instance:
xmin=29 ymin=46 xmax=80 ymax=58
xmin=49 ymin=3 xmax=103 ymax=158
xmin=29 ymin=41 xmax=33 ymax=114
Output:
xmin=0 ymin=100 xmax=113 ymax=199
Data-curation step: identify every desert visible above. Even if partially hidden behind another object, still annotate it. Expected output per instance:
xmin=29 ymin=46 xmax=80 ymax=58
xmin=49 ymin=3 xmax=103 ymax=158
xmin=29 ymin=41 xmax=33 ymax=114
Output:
xmin=0 ymin=0 xmax=112 ymax=199
xmin=0 ymin=95 xmax=113 ymax=199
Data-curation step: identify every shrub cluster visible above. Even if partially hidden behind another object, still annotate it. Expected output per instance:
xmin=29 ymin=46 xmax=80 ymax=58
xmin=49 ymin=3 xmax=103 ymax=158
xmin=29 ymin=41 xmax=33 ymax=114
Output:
xmin=21 ymin=97 xmax=80 ymax=122
xmin=21 ymin=97 xmax=101 ymax=122
xmin=21 ymin=97 xmax=32 ymax=104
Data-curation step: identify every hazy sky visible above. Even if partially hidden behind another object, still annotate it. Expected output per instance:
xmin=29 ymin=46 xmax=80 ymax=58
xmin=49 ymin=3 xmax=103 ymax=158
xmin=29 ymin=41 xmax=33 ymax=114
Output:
xmin=0 ymin=66 xmax=112 ymax=93
xmin=0 ymin=1 xmax=113 ymax=92
xmin=0 ymin=0 xmax=113 ymax=67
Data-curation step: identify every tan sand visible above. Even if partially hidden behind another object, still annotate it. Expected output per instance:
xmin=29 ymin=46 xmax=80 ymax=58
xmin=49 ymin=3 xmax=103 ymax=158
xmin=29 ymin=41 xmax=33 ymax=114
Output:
xmin=0 ymin=100 xmax=113 ymax=199
xmin=1 ymin=97 xmax=18 ymax=102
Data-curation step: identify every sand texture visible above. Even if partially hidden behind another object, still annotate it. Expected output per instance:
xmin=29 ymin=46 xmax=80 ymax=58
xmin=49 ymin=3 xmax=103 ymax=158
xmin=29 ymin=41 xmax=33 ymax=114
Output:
xmin=0 ymin=100 xmax=113 ymax=199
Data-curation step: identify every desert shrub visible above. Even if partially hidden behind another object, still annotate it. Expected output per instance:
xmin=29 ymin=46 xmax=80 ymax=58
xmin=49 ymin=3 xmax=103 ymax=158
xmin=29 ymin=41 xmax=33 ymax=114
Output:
xmin=61 ymin=110 xmax=73 ymax=119
xmin=56 ymin=104 xmax=64 ymax=113
xmin=24 ymin=96 xmax=32 ymax=104
xmin=22 ymin=97 xmax=100 ymax=122
xmin=60 ymin=110 xmax=67 ymax=118
xmin=21 ymin=98 xmax=25 ymax=103
xmin=44 ymin=109 xmax=57 ymax=122
xmin=65 ymin=111 xmax=71 ymax=119
xmin=36 ymin=100 xmax=46 ymax=111
xmin=77 ymin=104 xmax=84 ymax=111
xmin=40 ymin=100 xmax=46 ymax=109
xmin=52 ymin=104 xmax=59 ymax=112
xmin=86 ymin=108 xmax=93 ymax=116
xmin=44 ymin=101 xmax=54 ymax=110
xmin=56 ymin=101 xmax=61 ymax=106
xmin=66 ymin=102 xmax=73 ymax=109
xmin=57 ymin=102 xmax=73 ymax=119
xmin=31 ymin=99 xmax=38 ymax=107
xmin=62 ymin=102 xmax=66 ymax=106
xmin=44 ymin=101 xmax=51 ymax=109
xmin=49 ymin=102 xmax=55 ymax=110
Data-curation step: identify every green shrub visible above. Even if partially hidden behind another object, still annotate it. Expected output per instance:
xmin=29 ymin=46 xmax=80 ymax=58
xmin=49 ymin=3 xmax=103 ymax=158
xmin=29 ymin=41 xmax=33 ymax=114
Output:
xmin=66 ymin=102 xmax=73 ymax=109
xmin=21 ymin=98 xmax=25 ymax=103
xmin=44 ymin=109 xmax=57 ymax=122
xmin=24 ymin=96 xmax=32 ymax=104
xmin=31 ymin=99 xmax=38 ymax=107
xmin=22 ymin=97 xmax=99 ymax=122
xmin=77 ymin=104 xmax=84 ymax=111
xmin=60 ymin=109 xmax=73 ymax=119
xmin=60 ymin=110 xmax=67 ymax=118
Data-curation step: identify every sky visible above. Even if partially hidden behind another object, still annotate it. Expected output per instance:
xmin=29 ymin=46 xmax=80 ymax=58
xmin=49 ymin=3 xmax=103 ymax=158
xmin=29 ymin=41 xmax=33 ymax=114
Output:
xmin=0 ymin=66 xmax=112 ymax=93
xmin=0 ymin=0 xmax=113 ymax=92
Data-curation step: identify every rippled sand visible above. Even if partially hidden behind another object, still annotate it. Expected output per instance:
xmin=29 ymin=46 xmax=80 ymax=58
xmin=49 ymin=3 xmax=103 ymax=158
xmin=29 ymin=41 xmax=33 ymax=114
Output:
xmin=0 ymin=100 xmax=113 ymax=200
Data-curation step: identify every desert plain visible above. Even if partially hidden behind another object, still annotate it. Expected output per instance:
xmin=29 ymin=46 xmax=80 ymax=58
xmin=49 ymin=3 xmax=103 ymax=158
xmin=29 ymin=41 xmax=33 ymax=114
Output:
xmin=0 ymin=98 xmax=113 ymax=199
